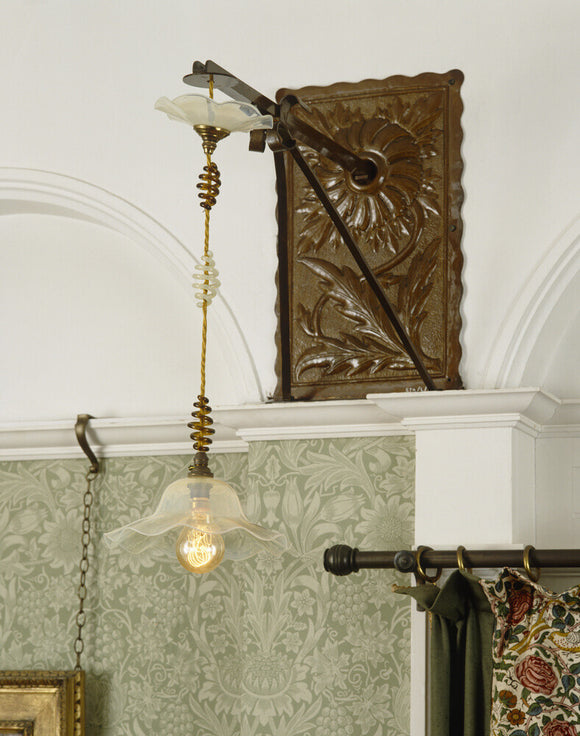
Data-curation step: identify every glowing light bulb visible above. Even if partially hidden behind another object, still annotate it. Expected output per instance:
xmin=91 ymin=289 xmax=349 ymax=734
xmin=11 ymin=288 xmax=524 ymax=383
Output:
xmin=175 ymin=504 xmax=225 ymax=574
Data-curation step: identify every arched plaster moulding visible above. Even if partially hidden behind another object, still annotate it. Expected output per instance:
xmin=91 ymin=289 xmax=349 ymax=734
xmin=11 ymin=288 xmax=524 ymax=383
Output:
xmin=482 ymin=215 xmax=580 ymax=396
xmin=0 ymin=167 xmax=263 ymax=404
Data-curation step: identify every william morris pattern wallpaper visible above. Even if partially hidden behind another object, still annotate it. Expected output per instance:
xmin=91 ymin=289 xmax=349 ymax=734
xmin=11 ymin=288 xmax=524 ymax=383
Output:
xmin=0 ymin=436 xmax=414 ymax=736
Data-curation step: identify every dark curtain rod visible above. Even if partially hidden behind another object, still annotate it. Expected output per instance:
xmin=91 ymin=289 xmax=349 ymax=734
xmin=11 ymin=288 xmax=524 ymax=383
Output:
xmin=324 ymin=545 xmax=580 ymax=577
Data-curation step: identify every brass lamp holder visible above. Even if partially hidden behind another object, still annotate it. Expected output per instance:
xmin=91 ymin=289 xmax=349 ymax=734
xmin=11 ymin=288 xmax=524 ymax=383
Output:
xmin=194 ymin=124 xmax=230 ymax=156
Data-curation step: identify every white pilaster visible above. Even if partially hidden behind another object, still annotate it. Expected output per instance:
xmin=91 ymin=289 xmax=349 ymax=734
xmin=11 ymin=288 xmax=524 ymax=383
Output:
xmin=369 ymin=388 xmax=561 ymax=736
xmin=370 ymin=388 xmax=560 ymax=546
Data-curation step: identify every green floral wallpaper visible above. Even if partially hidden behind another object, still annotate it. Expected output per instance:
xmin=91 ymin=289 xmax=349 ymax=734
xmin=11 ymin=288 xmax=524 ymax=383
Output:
xmin=0 ymin=435 xmax=414 ymax=736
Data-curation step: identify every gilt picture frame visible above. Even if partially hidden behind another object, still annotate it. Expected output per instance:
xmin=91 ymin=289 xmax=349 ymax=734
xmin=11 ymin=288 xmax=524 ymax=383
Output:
xmin=0 ymin=722 xmax=34 ymax=736
xmin=0 ymin=672 xmax=84 ymax=736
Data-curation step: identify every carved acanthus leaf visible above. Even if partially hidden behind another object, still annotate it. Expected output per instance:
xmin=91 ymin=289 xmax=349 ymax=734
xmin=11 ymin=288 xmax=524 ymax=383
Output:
xmin=298 ymin=257 xmax=404 ymax=352
xmin=296 ymin=239 xmax=441 ymax=379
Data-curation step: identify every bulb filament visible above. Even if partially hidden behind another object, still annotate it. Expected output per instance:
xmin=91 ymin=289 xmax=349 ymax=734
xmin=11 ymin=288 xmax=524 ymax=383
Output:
xmin=175 ymin=503 xmax=225 ymax=574
xmin=181 ymin=529 xmax=223 ymax=570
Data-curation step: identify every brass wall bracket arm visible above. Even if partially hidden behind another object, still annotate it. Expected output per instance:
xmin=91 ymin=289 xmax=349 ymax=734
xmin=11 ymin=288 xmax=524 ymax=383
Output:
xmin=183 ymin=60 xmax=374 ymax=181
xmin=74 ymin=414 xmax=99 ymax=474
xmin=184 ymin=59 xmax=279 ymax=116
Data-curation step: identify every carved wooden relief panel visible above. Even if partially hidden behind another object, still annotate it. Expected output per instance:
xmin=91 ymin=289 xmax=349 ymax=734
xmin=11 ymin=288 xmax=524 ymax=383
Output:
xmin=274 ymin=71 xmax=464 ymax=400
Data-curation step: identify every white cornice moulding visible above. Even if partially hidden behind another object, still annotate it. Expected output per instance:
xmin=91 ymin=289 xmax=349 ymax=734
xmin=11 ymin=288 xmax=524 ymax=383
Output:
xmin=0 ymin=416 xmax=247 ymax=461
xmin=0 ymin=390 xmax=577 ymax=461
xmin=0 ymin=401 xmax=398 ymax=460
xmin=400 ymin=414 xmax=542 ymax=437
xmin=541 ymin=399 xmax=580 ymax=437
xmin=214 ymin=400 xmax=406 ymax=442
xmin=237 ymin=424 xmax=412 ymax=442
xmin=369 ymin=388 xmax=561 ymax=426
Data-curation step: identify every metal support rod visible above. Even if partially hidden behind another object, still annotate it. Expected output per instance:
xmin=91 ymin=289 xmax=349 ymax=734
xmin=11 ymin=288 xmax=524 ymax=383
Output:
xmin=288 ymin=146 xmax=437 ymax=391
xmin=273 ymin=150 xmax=292 ymax=400
xmin=283 ymin=110 xmax=375 ymax=182
xmin=324 ymin=545 xmax=580 ymax=576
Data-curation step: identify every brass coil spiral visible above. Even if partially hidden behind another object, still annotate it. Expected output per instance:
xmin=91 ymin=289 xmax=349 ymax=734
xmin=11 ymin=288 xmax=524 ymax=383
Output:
xmin=193 ymin=251 xmax=220 ymax=307
xmin=188 ymin=395 xmax=215 ymax=453
xmin=197 ymin=163 xmax=221 ymax=211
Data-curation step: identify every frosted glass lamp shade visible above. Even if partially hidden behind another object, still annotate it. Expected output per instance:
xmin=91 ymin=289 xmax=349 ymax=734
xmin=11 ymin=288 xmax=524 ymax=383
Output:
xmin=154 ymin=95 xmax=273 ymax=133
xmin=104 ymin=475 xmax=286 ymax=563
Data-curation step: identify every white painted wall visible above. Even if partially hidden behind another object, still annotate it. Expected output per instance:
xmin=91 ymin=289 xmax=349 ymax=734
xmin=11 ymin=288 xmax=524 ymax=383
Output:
xmin=1 ymin=0 xmax=579 ymax=423
xmin=536 ymin=434 xmax=580 ymax=548
xmin=0 ymin=213 xmax=249 ymax=420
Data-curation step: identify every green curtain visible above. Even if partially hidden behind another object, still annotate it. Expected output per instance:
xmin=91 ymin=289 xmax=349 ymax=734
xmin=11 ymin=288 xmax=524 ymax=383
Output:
xmin=395 ymin=570 xmax=494 ymax=736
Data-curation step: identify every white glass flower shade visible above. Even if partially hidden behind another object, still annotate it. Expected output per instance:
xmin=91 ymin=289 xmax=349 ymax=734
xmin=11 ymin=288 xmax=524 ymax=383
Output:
xmin=154 ymin=94 xmax=273 ymax=133
xmin=104 ymin=476 xmax=286 ymax=565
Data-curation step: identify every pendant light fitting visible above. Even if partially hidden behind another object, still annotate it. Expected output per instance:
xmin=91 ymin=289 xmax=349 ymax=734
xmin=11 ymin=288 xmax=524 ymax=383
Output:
xmin=105 ymin=78 xmax=285 ymax=574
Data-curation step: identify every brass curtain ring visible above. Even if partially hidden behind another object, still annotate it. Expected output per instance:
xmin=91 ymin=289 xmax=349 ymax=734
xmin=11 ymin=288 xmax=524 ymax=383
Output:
xmin=415 ymin=546 xmax=442 ymax=584
xmin=456 ymin=545 xmax=472 ymax=574
xmin=523 ymin=545 xmax=541 ymax=582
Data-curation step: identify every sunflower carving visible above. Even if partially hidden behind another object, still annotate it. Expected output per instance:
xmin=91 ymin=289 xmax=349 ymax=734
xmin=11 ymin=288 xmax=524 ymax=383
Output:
xmin=275 ymin=73 xmax=464 ymax=399
xmin=297 ymin=93 xmax=442 ymax=265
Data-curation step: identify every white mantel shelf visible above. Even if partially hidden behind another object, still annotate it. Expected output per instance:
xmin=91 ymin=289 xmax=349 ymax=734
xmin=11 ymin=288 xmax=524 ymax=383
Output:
xmin=0 ymin=389 xmax=578 ymax=461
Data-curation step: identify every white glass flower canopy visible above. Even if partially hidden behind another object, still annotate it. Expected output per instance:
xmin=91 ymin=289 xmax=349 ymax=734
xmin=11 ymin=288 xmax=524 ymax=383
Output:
xmin=154 ymin=94 xmax=273 ymax=133
xmin=105 ymin=84 xmax=282 ymax=574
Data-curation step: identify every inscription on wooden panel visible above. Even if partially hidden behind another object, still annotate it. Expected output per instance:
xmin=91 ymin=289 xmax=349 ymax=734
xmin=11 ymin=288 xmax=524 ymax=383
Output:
xmin=274 ymin=71 xmax=464 ymax=400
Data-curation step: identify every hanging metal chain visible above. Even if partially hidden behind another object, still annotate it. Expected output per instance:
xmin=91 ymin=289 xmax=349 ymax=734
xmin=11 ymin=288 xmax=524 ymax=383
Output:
xmin=74 ymin=469 xmax=97 ymax=669
xmin=73 ymin=414 xmax=100 ymax=672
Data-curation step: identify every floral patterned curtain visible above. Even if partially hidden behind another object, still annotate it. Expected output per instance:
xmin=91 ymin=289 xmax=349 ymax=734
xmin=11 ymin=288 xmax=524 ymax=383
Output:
xmin=397 ymin=568 xmax=580 ymax=736
xmin=480 ymin=569 xmax=580 ymax=736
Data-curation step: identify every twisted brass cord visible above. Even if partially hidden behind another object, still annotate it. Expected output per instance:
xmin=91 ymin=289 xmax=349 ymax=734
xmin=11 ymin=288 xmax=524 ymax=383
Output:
xmin=193 ymin=74 xmax=216 ymax=451
xmin=199 ymin=75 xmax=216 ymax=398
xmin=200 ymin=175 xmax=210 ymax=397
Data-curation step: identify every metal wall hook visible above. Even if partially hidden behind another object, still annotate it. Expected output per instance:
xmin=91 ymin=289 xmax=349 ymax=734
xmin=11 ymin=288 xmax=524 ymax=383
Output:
xmin=74 ymin=414 xmax=99 ymax=473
